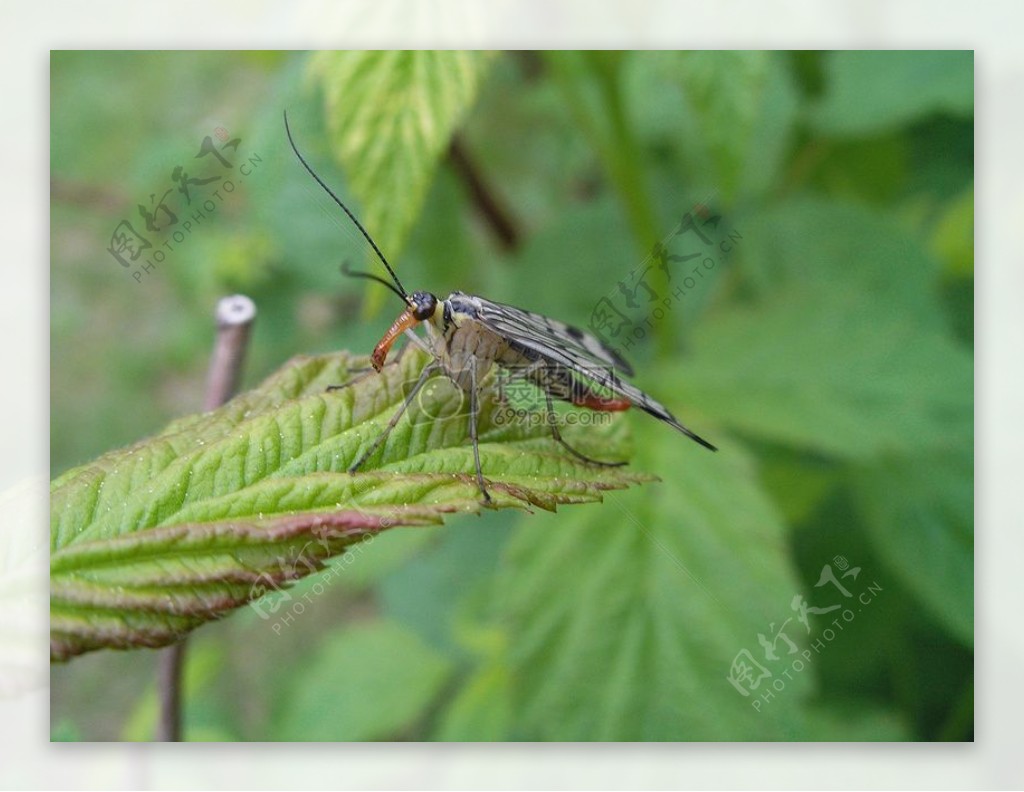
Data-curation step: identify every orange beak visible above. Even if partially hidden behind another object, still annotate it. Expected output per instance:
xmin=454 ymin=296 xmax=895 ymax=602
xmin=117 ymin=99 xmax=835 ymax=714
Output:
xmin=371 ymin=308 xmax=420 ymax=371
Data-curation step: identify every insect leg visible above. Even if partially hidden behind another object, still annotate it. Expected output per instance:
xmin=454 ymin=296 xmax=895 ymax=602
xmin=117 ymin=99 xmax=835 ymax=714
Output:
xmin=469 ymin=357 xmax=493 ymax=504
xmin=326 ymin=334 xmax=416 ymax=392
xmin=347 ymin=361 xmax=440 ymax=472
xmin=544 ymin=391 xmax=627 ymax=468
xmin=326 ymin=366 xmax=383 ymax=393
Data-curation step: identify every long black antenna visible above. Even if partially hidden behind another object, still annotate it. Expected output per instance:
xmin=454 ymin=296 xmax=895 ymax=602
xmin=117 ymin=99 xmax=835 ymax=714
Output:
xmin=339 ymin=261 xmax=406 ymax=301
xmin=283 ymin=110 xmax=409 ymax=299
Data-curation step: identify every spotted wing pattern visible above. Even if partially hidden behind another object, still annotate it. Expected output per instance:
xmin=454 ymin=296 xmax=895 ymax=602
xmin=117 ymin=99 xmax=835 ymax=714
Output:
xmin=458 ymin=293 xmax=635 ymax=375
xmin=457 ymin=293 xmax=717 ymax=451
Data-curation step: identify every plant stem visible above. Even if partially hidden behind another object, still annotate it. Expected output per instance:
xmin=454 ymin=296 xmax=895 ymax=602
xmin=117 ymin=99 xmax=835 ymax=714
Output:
xmin=204 ymin=295 xmax=258 ymax=411
xmin=156 ymin=641 xmax=185 ymax=741
xmin=156 ymin=294 xmax=257 ymax=741
xmin=546 ymin=52 xmax=673 ymax=356
xmin=448 ymin=135 xmax=521 ymax=253
xmin=590 ymin=53 xmax=660 ymax=252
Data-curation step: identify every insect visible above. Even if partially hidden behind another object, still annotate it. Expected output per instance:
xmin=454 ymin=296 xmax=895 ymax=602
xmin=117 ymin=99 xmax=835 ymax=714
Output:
xmin=284 ymin=112 xmax=716 ymax=503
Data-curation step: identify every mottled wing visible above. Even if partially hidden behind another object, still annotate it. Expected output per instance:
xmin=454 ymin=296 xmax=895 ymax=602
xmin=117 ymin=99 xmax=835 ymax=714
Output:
xmin=467 ymin=296 xmax=717 ymax=451
xmin=472 ymin=297 xmax=635 ymax=375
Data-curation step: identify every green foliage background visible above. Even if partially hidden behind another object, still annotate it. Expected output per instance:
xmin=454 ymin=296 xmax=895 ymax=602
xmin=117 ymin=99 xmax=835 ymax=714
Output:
xmin=50 ymin=50 xmax=973 ymax=741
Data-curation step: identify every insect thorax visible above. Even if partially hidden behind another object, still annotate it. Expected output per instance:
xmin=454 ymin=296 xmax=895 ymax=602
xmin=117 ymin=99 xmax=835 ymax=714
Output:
xmin=421 ymin=293 xmax=530 ymax=391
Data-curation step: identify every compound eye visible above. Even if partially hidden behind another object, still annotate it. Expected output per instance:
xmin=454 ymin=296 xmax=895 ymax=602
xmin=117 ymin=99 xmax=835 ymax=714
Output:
xmin=412 ymin=293 xmax=437 ymax=321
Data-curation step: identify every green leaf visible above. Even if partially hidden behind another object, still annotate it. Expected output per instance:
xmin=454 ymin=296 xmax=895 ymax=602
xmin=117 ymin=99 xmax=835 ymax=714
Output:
xmin=812 ymin=134 xmax=911 ymax=204
xmin=627 ymin=51 xmax=799 ymax=201
xmin=676 ymin=51 xmax=776 ymax=199
xmin=488 ymin=424 xmax=812 ymax=740
xmin=377 ymin=515 xmax=511 ymax=656
xmin=724 ymin=198 xmax=972 ymax=471
xmin=310 ymin=51 xmax=494 ymax=273
xmin=434 ymin=661 xmax=513 ymax=741
xmin=851 ymin=451 xmax=973 ymax=646
xmin=50 ymin=348 xmax=649 ymax=662
xmin=734 ymin=198 xmax=947 ymax=330
xmin=813 ymin=51 xmax=973 ymax=137
xmin=679 ymin=214 xmax=972 ymax=458
xmin=757 ymin=448 xmax=841 ymax=528
xmin=272 ymin=620 xmax=452 ymax=740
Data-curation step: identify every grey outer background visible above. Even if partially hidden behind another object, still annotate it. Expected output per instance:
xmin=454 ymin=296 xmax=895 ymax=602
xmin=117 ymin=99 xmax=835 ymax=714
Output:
xmin=7 ymin=0 xmax=1015 ymax=788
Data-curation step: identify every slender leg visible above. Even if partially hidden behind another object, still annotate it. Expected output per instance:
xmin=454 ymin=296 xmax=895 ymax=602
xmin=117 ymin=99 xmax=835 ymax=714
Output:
xmin=544 ymin=392 xmax=627 ymax=467
xmin=326 ymin=366 xmax=379 ymax=393
xmin=348 ymin=362 xmax=439 ymax=472
xmin=327 ymin=342 xmax=411 ymax=392
xmin=469 ymin=359 xmax=493 ymax=504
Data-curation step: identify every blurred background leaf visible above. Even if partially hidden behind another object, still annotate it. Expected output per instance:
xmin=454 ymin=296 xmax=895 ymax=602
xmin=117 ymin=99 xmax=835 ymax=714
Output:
xmin=50 ymin=50 xmax=973 ymax=741
xmin=676 ymin=281 xmax=972 ymax=458
xmin=851 ymin=451 xmax=973 ymax=647
xmin=477 ymin=431 xmax=812 ymax=740
xmin=272 ymin=620 xmax=453 ymax=741
xmin=812 ymin=51 xmax=973 ymax=137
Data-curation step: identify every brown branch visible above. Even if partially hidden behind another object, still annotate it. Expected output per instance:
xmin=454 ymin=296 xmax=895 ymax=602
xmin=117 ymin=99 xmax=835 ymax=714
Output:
xmin=203 ymin=295 xmax=258 ymax=411
xmin=447 ymin=136 xmax=521 ymax=253
xmin=156 ymin=638 xmax=186 ymax=741
xmin=50 ymin=179 xmax=126 ymax=212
